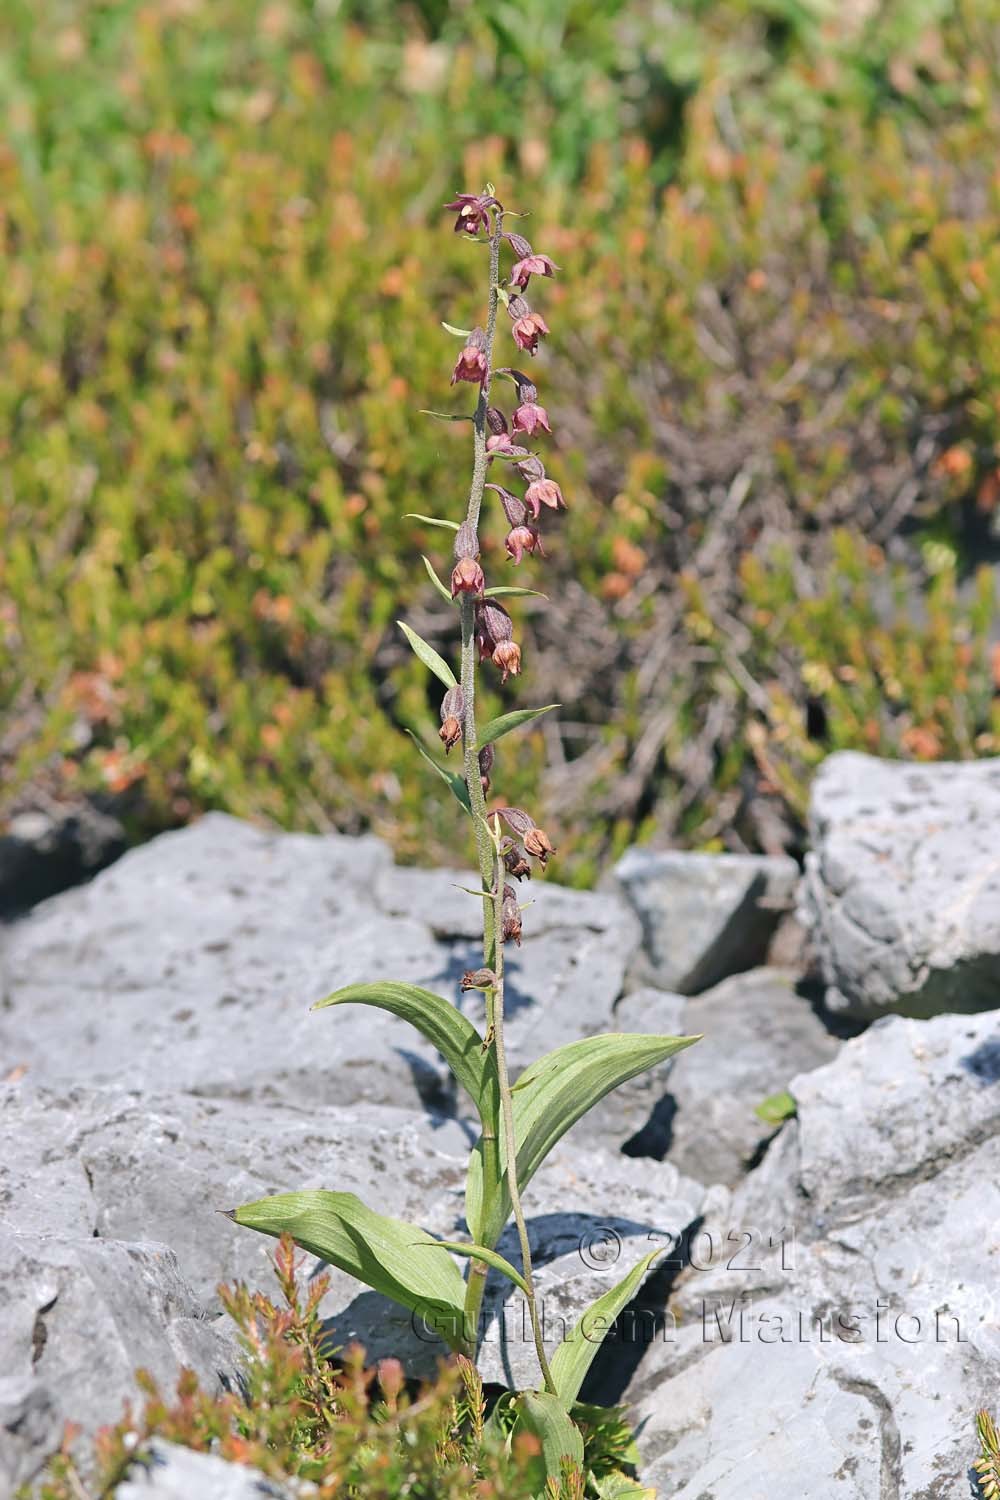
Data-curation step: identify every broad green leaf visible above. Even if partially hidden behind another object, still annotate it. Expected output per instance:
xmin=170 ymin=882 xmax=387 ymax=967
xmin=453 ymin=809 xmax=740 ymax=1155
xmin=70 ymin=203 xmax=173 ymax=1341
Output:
xmin=404 ymin=730 xmax=471 ymax=813
xmin=404 ymin=513 xmax=460 ymax=532
xmin=478 ymin=704 xmax=560 ymax=746
xmin=550 ymin=1249 xmax=665 ymax=1406
xmin=312 ymin=981 xmax=486 ymax=1113
xmin=397 ymin=620 xmax=457 ymax=689
xmin=441 ymin=320 xmax=473 ymax=337
xmin=475 ymin=1033 xmax=700 ymax=1245
xmin=415 ymin=1240 xmax=529 ymax=1295
xmin=514 ymin=1391 xmax=584 ymax=1481
xmin=755 ymin=1088 xmax=797 ymax=1124
xmin=421 ymin=554 xmax=454 ymax=604
xmin=229 ymin=1191 xmax=467 ymax=1349
xmin=481 ymin=586 xmax=548 ymax=600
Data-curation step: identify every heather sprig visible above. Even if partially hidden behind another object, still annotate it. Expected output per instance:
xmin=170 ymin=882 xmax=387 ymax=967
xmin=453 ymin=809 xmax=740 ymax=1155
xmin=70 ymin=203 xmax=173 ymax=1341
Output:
xmin=229 ymin=183 xmax=698 ymax=1490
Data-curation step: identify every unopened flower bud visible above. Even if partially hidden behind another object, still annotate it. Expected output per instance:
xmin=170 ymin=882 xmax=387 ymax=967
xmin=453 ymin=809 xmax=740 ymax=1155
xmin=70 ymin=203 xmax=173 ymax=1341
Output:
xmin=478 ymin=743 xmax=494 ymax=795
xmin=461 ymin=967 xmax=497 ymax=992
xmin=515 ymin=456 xmax=546 ymax=484
xmin=378 ymin=1358 xmax=405 ymax=1403
xmin=501 ymin=884 xmax=522 ymax=946
xmin=509 ymin=253 xmax=559 ymax=291
xmin=505 ymin=231 xmax=533 ymax=259
xmin=486 ymin=407 xmax=508 ymax=435
xmin=496 ymin=805 xmax=536 ymax=839
xmin=438 ymin=685 xmax=465 ymax=752
xmin=453 ymin=519 xmax=479 ymax=560
xmin=451 ymin=555 xmax=485 ymax=597
xmin=492 ymin=640 xmax=521 ymax=681
xmin=451 ymin=327 xmax=489 ymax=387
xmin=485 ymin=483 xmax=527 ymax=528
xmin=507 ymin=294 xmax=531 ymax=320
xmin=525 ymin=478 xmax=565 ymax=518
xmin=524 ymin=826 xmax=555 ymax=865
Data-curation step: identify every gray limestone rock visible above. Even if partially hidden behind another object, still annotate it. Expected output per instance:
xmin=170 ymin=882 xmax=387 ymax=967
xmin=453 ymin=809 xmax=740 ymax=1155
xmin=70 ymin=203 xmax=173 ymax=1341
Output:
xmin=116 ymin=1440 xmax=293 ymax=1499
xmin=0 ymin=1232 xmax=239 ymax=1494
xmin=664 ymin=968 xmax=842 ymax=1186
xmin=0 ymin=817 xmax=641 ymax=1115
xmin=611 ymin=847 xmax=799 ymax=994
xmin=624 ymin=1008 xmax=1000 ymax=1497
xmin=799 ymin=751 xmax=1000 ymax=1018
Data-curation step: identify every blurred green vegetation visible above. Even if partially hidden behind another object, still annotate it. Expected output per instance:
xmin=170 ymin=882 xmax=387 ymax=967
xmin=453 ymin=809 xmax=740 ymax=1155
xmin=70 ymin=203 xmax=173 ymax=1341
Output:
xmin=1 ymin=0 xmax=999 ymax=885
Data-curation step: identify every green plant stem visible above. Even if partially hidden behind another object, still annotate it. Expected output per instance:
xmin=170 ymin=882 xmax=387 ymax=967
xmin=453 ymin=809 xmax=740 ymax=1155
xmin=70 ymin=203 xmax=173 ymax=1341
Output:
xmin=459 ymin=210 xmax=504 ymax=1355
xmin=489 ymin=828 xmax=557 ymax=1397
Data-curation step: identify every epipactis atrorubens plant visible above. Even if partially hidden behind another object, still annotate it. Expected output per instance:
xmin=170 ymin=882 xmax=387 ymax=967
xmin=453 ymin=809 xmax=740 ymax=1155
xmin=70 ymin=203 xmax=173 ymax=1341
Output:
xmin=229 ymin=186 xmax=699 ymax=1484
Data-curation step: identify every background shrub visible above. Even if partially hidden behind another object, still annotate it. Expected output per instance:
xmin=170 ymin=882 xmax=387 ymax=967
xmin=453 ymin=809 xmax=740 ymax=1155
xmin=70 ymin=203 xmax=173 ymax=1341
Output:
xmin=2 ymin=0 xmax=998 ymax=884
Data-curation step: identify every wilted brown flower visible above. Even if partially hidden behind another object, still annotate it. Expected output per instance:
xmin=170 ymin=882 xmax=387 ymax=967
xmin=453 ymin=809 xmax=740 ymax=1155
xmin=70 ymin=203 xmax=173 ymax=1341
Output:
xmin=478 ymin=742 xmax=494 ymax=795
xmin=492 ymin=640 xmax=521 ymax=682
xmin=501 ymin=884 xmax=522 ymax=946
xmin=524 ymin=826 xmax=555 ymax=865
xmin=461 ymin=967 xmax=498 ymax=991
xmin=438 ymin=684 xmax=465 ymax=752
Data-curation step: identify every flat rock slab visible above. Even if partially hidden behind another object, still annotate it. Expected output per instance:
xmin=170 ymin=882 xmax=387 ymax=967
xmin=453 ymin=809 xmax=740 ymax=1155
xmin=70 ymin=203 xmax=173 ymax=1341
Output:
xmin=574 ymin=972 xmax=842 ymax=1186
xmin=0 ymin=1233 xmax=239 ymax=1494
xmin=0 ymin=816 xmax=641 ymax=1114
xmin=800 ymin=751 xmax=1000 ymax=1018
xmin=625 ymin=1008 xmax=1000 ymax=1497
xmin=116 ymin=1441 xmax=292 ymax=1500
xmin=611 ymin=848 xmax=798 ymax=994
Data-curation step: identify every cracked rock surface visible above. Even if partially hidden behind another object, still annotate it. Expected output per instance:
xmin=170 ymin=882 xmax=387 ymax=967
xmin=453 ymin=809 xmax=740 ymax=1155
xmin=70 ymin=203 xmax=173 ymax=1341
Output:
xmin=624 ymin=1009 xmax=1000 ymax=1497
xmin=799 ymin=751 xmax=1000 ymax=1019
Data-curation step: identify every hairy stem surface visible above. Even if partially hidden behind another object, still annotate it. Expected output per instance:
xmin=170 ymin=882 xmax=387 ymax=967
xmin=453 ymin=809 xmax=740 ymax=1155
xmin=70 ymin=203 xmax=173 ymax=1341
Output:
xmin=490 ymin=826 xmax=557 ymax=1396
xmin=460 ymin=212 xmax=503 ymax=1353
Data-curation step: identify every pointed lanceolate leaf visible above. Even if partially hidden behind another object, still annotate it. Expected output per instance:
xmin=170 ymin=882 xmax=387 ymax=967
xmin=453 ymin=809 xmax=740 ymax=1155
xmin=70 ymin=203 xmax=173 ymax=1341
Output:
xmin=415 ymin=1240 xmax=529 ymax=1295
xmin=478 ymin=704 xmax=560 ymax=747
xmin=441 ymin=321 xmax=473 ymax=337
xmin=475 ymin=1032 xmax=700 ymax=1245
xmin=404 ymin=513 xmax=461 ymax=532
xmin=422 ymin=554 xmax=455 ymax=604
xmin=513 ymin=1391 xmax=584 ymax=1481
xmin=397 ymin=620 xmax=457 ymax=689
xmin=404 ymin=730 xmax=471 ymax=813
xmin=549 ymin=1249 xmax=666 ymax=1406
xmin=312 ymin=981 xmax=487 ymax=1113
xmin=481 ymin=586 xmax=548 ymax=600
xmin=229 ymin=1191 xmax=467 ymax=1349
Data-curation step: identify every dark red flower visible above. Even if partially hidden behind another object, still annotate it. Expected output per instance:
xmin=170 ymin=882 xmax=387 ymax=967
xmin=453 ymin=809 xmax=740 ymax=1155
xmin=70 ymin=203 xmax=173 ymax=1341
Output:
xmin=505 ymin=525 xmax=543 ymax=564
xmin=451 ymin=556 xmax=485 ymax=597
xmin=512 ymin=401 xmax=551 ymax=436
xmin=444 ymin=193 xmax=499 ymax=236
xmin=451 ymin=327 xmax=488 ymax=387
xmin=509 ymin=254 xmax=559 ymax=290
xmin=511 ymin=312 xmax=549 ymax=356
xmin=524 ymin=478 xmax=565 ymax=518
